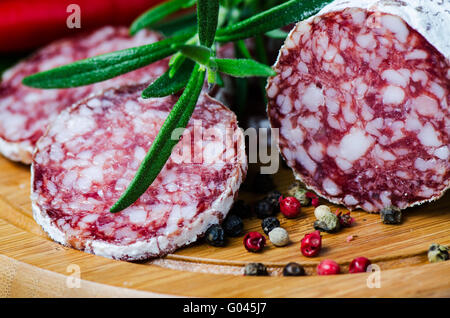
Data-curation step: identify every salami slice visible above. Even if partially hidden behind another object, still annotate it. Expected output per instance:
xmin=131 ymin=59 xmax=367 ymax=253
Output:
xmin=0 ymin=26 xmax=168 ymax=164
xmin=31 ymin=85 xmax=247 ymax=260
xmin=267 ymin=0 xmax=449 ymax=212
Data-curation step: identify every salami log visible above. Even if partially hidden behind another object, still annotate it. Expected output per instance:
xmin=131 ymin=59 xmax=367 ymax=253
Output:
xmin=267 ymin=0 xmax=449 ymax=212
xmin=31 ymin=85 xmax=247 ymax=260
xmin=0 ymin=26 xmax=168 ymax=164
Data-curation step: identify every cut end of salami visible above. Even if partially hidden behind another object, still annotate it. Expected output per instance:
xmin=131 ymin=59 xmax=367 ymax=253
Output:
xmin=0 ymin=26 xmax=168 ymax=164
xmin=267 ymin=6 xmax=449 ymax=212
xmin=31 ymin=85 xmax=247 ymax=261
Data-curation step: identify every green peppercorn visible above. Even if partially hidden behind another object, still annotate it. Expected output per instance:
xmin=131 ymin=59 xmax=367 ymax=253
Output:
xmin=287 ymin=181 xmax=311 ymax=206
xmin=380 ymin=207 xmax=402 ymax=224
xmin=244 ymin=263 xmax=268 ymax=276
xmin=428 ymin=243 xmax=449 ymax=263
xmin=314 ymin=212 xmax=340 ymax=233
xmin=283 ymin=262 xmax=305 ymax=276
xmin=205 ymin=224 xmax=226 ymax=247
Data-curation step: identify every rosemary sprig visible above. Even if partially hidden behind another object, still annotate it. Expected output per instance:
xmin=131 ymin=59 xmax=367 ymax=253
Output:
xmin=22 ymin=0 xmax=331 ymax=212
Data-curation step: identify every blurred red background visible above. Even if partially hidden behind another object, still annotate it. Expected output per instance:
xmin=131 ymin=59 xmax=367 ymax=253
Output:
xmin=0 ymin=0 xmax=164 ymax=52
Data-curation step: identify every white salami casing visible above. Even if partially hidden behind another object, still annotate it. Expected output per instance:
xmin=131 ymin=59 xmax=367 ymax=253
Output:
xmin=31 ymin=85 xmax=247 ymax=260
xmin=0 ymin=26 xmax=168 ymax=164
xmin=267 ymin=0 xmax=449 ymax=212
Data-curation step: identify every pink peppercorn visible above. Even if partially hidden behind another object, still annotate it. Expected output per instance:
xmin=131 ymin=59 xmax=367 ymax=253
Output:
xmin=317 ymin=259 xmax=340 ymax=275
xmin=336 ymin=210 xmax=355 ymax=227
xmin=279 ymin=196 xmax=301 ymax=218
xmin=349 ymin=257 xmax=371 ymax=273
xmin=243 ymin=231 xmax=266 ymax=252
xmin=300 ymin=230 xmax=322 ymax=257
xmin=306 ymin=192 xmax=319 ymax=207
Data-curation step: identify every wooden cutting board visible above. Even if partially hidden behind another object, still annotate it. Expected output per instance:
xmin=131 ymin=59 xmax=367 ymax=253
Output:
xmin=0 ymin=155 xmax=449 ymax=297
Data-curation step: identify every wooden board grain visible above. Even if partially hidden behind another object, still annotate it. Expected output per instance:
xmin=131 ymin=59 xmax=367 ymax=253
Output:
xmin=0 ymin=155 xmax=449 ymax=297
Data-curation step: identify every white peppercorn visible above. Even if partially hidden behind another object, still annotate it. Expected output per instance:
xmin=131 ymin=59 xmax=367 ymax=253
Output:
xmin=314 ymin=205 xmax=332 ymax=220
xmin=268 ymin=227 xmax=290 ymax=247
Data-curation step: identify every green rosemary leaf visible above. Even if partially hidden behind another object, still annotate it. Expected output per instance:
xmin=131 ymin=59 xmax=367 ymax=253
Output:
xmin=142 ymin=59 xmax=195 ymax=98
xmin=130 ymin=0 xmax=197 ymax=35
xmin=169 ymin=54 xmax=186 ymax=78
xmin=22 ymin=33 xmax=193 ymax=89
xmin=215 ymin=0 xmax=332 ymax=42
xmin=110 ymin=64 xmax=206 ymax=213
xmin=180 ymin=44 xmax=213 ymax=66
xmin=265 ymin=29 xmax=289 ymax=39
xmin=197 ymin=0 xmax=220 ymax=47
xmin=214 ymin=58 xmax=276 ymax=77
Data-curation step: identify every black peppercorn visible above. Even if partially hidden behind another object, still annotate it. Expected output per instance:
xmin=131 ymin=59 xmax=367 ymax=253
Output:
xmin=205 ymin=224 xmax=226 ymax=247
xmin=380 ymin=207 xmax=402 ymax=224
xmin=266 ymin=190 xmax=282 ymax=213
xmin=252 ymin=173 xmax=275 ymax=193
xmin=255 ymin=199 xmax=274 ymax=219
xmin=261 ymin=216 xmax=280 ymax=235
xmin=244 ymin=263 xmax=268 ymax=276
xmin=229 ymin=200 xmax=252 ymax=219
xmin=223 ymin=214 xmax=244 ymax=237
xmin=283 ymin=262 xmax=305 ymax=276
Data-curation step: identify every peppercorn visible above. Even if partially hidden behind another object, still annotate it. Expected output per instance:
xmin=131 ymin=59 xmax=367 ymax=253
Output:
xmin=283 ymin=262 xmax=305 ymax=276
xmin=314 ymin=205 xmax=332 ymax=220
xmin=244 ymin=263 xmax=268 ymax=276
xmin=243 ymin=231 xmax=266 ymax=252
xmin=252 ymin=173 xmax=275 ymax=193
xmin=261 ymin=216 xmax=280 ymax=235
xmin=380 ymin=206 xmax=402 ymax=224
xmin=229 ymin=199 xmax=252 ymax=219
xmin=279 ymin=196 xmax=301 ymax=218
xmin=337 ymin=210 xmax=354 ymax=227
xmin=205 ymin=224 xmax=226 ymax=247
xmin=287 ymin=181 xmax=311 ymax=206
xmin=266 ymin=190 xmax=282 ymax=213
xmin=223 ymin=214 xmax=244 ymax=237
xmin=268 ymin=227 xmax=290 ymax=247
xmin=306 ymin=192 xmax=319 ymax=207
xmin=428 ymin=243 xmax=449 ymax=263
xmin=255 ymin=199 xmax=274 ymax=219
xmin=300 ymin=230 xmax=322 ymax=257
xmin=349 ymin=257 xmax=371 ymax=273
xmin=317 ymin=259 xmax=340 ymax=275
xmin=313 ymin=213 xmax=340 ymax=233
